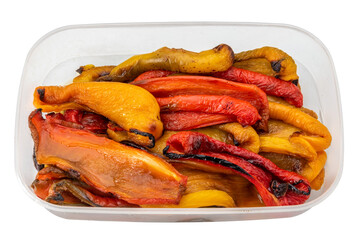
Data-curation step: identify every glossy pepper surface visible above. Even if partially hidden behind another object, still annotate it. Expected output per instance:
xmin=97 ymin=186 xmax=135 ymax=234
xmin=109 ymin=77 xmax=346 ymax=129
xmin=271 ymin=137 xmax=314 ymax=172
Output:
xmin=29 ymin=109 xmax=187 ymax=205
xmin=33 ymin=82 xmax=163 ymax=147
xmin=157 ymin=95 xmax=261 ymax=127
xmin=132 ymin=75 xmax=269 ymax=130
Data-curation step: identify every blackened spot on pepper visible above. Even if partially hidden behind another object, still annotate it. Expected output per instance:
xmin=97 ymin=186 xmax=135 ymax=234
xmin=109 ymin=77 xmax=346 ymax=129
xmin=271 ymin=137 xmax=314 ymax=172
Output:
xmin=271 ymin=59 xmax=283 ymax=73
xmin=271 ymin=180 xmax=289 ymax=197
xmin=32 ymin=146 xmax=44 ymax=171
xmin=292 ymin=79 xmax=299 ymax=86
xmin=37 ymin=88 xmax=45 ymax=101
xmin=76 ymin=66 xmax=84 ymax=74
xmin=164 ymin=151 xmax=252 ymax=178
xmin=99 ymin=71 xmax=110 ymax=77
xmin=129 ymin=128 xmax=155 ymax=148
xmin=51 ymin=193 xmax=64 ymax=202
xmin=68 ymin=169 xmax=81 ymax=179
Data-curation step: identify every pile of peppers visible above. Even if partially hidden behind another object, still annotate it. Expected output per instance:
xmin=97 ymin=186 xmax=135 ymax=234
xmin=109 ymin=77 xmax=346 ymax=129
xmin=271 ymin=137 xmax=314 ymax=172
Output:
xmin=30 ymin=44 xmax=331 ymax=208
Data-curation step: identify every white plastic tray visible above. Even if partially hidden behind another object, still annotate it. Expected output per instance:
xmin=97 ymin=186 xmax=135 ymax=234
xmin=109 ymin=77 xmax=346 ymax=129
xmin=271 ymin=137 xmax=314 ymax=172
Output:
xmin=15 ymin=22 xmax=343 ymax=221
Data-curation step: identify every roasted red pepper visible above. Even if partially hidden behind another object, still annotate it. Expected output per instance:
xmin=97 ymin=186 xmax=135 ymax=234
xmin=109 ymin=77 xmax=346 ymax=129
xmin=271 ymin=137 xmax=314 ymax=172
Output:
xmin=29 ymin=109 xmax=187 ymax=205
xmin=157 ymin=95 xmax=261 ymax=127
xmin=161 ymin=112 xmax=236 ymax=130
xmin=133 ymin=70 xmax=173 ymax=82
xmin=164 ymin=132 xmax=311 ymax=206
xmin=212 ymin=67 xmax=303 ymax=108
xmin=132 ymin=75 xmax=269 ymax=130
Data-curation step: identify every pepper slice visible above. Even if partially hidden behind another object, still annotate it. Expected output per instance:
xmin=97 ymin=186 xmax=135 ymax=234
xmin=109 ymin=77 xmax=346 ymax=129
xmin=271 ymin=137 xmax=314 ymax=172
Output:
xmin=157 ymin=95 xmax=261 ymax=127
xmin=212 ymin=67 xmax=303 ymax=108
xmin=161 ymin=112 xmax=236 ymax=131
xmin=33 ymin=82 xmax=163 ymax=147
xmin=164 ymin=132 xmax=311 ymax=206
xmin=29 ymin=109 xmax=187 ymax=205
xmin=234 ymin=46 xmax=299 ymax=81
xmin=98 ymin=44 xmax=234 ymax=82
xmin=132 ymin=75 xmax=269 ymax=130
xmin=269 ymin=101 xmax=332 ymax=151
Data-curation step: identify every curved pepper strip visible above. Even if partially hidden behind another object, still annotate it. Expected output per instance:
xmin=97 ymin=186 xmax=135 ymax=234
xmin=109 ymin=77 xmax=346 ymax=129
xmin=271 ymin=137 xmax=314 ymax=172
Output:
xmin=259 ymin=120 xmax=317 ymax=161
xmin=33 ymin=82 xmax=163 ymax=147
xmin=168 ymin=160 xmax=264 ymax=207
xmin=212 ymin=67 xmax=303 ymax=108
xmin=98 ymin=44 xmax=234 ymax=82
xmin=269 ymin=101 xmax=332 ymax=152
xmin=157 ymin=95 xmax=261 ymax=127
xmin=161 ymin=112 xmax=236 ymax=131
xmin=233 ymin=58 xmax=277 ymax=78
xmin=151 ymin=123 xmax=259 ymax=157
xmin=234 ymin=46 xmax=299 ymax=81
xmin=73 ymin=65 xmax=115 ymax=82
xmin=132 ymin=75 xmax=269 ymax=130
xmin=164 ymin=132 xmax=311 ymax=206
xmin=29 ymin=109 xmax=187 ymax=205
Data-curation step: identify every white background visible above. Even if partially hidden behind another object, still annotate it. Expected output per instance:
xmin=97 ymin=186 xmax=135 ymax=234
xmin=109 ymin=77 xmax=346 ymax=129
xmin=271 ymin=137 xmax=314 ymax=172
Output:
xmin=1 ymin=0 xmax=357 ymax=239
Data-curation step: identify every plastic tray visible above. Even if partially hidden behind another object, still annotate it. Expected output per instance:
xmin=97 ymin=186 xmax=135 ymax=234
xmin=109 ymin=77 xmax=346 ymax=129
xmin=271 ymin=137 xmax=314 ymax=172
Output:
xmin=15 ymin=22 xmax=343 ymax=221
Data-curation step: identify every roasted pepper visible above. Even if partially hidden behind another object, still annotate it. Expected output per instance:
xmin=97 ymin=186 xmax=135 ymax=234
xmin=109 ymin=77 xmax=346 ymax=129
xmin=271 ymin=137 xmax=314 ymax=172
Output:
xmin=29 ymin=109 xmax=187 ymax=205
xmin=212 ymin=67 xmax=303 ymax=108
xmin=160 ymin=112 xmax=236 ymax=131
xmin=33 ymin=82 xmax=163 ymax=147
xmin=234 ymin=46 xmax=299 ymax=81
xmin=164 ymin=132 xmax=311 ymax=206
xmin=157 ymin=95 xmax=261 ymax=127
xmin=233 ymin=58 xmax=277 ymax=77
xmin=132 ymin=75 xmax=269 ymax=130
xmin=269 ymin=101 xmax=332 ymax=151
xmin=73 ymin=65 xmax=115 ymax=82
xmin=97 ymin=44 xmax=234 ymax=82
xmin=151 ymin=123 xmax=259 ymax=157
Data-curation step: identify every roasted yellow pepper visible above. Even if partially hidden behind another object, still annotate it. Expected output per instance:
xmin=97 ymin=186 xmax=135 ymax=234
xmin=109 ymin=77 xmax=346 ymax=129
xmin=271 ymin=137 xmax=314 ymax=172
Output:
xmin=33 ymin=82 xmax=163 ymax=147
xmin=234 ymin=46 xmax=298 ymax=81
xmin=98 ymin=44 xmax=234 ymax=82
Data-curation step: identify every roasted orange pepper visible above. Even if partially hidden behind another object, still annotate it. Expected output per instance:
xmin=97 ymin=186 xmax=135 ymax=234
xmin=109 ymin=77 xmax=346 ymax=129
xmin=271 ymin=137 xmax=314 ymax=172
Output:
xmin=29 ymin=109 xmax=187 ymax=205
